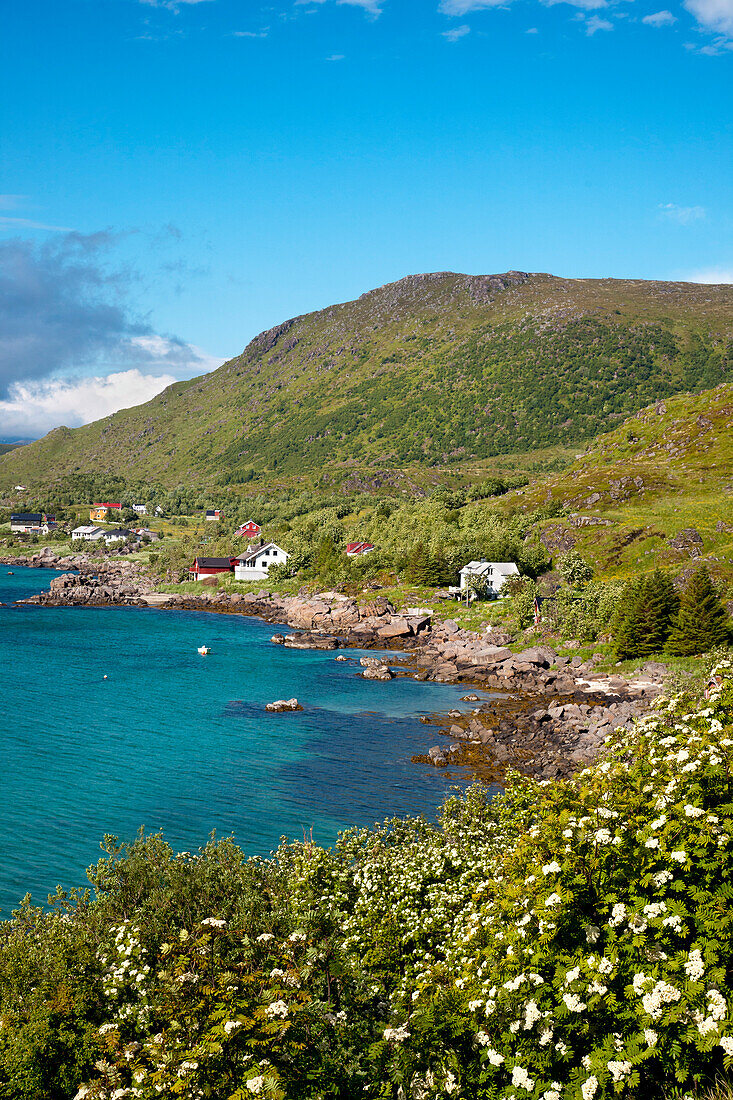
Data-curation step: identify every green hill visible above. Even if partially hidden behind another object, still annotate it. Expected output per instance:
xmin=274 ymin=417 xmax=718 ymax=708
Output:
xmin=1 ymin=270 xmax=731 ymax=491
xmin=512 ymin=382 xmax=733 ymax=581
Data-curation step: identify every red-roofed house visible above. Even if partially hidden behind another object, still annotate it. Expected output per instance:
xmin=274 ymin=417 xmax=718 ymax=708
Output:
xmin=346 ymin=542 xmax=375 ymax=557
xmin=189 ymin=556 xmax=237 ymax=579
xmin=235 ymin=520 xmax=262 ymax=538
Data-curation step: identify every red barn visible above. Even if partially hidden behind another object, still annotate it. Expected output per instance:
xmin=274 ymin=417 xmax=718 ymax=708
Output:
xmin=235 ymin=520 xmax=262 ymax=538
xmin=189 ymin=556 xmax=236 ymax=579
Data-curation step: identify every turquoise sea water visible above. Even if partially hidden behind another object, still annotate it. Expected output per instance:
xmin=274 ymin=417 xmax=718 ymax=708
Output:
xmin=0 ymin=567 xmax=488 ymax=915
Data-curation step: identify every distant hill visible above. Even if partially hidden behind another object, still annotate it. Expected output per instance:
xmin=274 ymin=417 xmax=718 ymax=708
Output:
xmin=0 ymin=271 xmax=731 ymax=491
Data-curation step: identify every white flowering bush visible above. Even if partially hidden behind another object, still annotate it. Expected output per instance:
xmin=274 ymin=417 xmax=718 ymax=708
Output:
xmin=1 ymin=662 xmax=732 ymax=1099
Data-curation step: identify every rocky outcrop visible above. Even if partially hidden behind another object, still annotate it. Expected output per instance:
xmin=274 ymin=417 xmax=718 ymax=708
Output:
xmin=668 ymin=528 xmax=704 ymax=557
xmin=265 ymin=698 xmax=302 ymax=712
xmin=423 ymin=670 xmax=661 ymax=781
xmin=360 ymin=657 xmax=394 ymax=681
xmin=20 ymin=561 xmax=154 ymax=607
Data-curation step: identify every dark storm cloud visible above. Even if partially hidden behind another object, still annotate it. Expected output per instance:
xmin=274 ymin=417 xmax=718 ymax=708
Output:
xmin=0 ymin=231 xmax=204 ymax=399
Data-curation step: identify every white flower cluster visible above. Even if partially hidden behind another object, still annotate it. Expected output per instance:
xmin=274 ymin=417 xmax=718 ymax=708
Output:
xmin=684 ymin=949 xmax=705 ymax=981
xmin=383 ymin=1025 xmax=411 ymax=1042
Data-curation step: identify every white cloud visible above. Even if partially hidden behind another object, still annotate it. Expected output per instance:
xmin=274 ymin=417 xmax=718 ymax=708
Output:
xmin=439 ymin=0 xmax=611 ymax=16
xmin=442 ymin=22 xmax=472 ymax=38
xmin=659 ymin=202 xmax=706 ymax=224
xmin=526 ymin=24 xmax=540 ymax=30
xmin=123 ymin=334 xmax=223 ymax=376
xmin=232 ymin=28 xmax=269 ymax=37
xmin=439 ymin=0 xmax=507 ymax=13
xmin=685 ymin=266 xmax=733 ymax=284
xmin=326 ymin=52 xmax=346 ymax=58
xmin=0 ymin=195 xmax=72 ymax=232
xmin=683 ymin=0 xmax=733 ymax=35
xmin=298 ymin=0 xmax=383 ymax=13
xmin=642 ymin=8 xmax=677 ymax=23
xmin=585 ymin=13 xmax=613 ymax=30
xmin=0 ymin=370 xmax=179 ymax=438
xmin=140 ymin=0 xmax=213 ymax=7
xmin=0 ymin=216 xmax=73 ymax=232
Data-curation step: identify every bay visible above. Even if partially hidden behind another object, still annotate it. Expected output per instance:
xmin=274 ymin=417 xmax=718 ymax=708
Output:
xmin=0 ymin=567 xmax=493 ymax=915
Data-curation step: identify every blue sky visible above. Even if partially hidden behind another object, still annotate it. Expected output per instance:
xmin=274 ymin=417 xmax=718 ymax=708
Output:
xmin=0 ymin=0 xmax=731 ymax=437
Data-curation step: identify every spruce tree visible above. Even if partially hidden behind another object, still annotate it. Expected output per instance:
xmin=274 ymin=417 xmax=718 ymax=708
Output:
xmin=638 ymin=569 xmax=679 ymax=655
xmin=666 ymin=567 xmax=732 ymax=656
xmin=613 ymin=577 xmax=645 ymax=659
xmin=613 ymin=570 xmax=679 ymax=659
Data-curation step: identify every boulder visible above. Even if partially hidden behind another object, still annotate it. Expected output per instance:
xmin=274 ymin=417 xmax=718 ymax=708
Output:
xmin=467 ymin=646 xmax=513 ymax=666
xmin=265 ymin=698 xmax=303 ymax=712
xmin=428 ymin=746 xmax=448 ymax=766
xmin=284 ymin=635 xmax=338 ymax=650
xmin=515 ymin=647 xmax=552 ymax=668
xmin=377 ymin=618 xmax=412 ymax=639
xmin=362 ymin=665 xmax=393 ymax=681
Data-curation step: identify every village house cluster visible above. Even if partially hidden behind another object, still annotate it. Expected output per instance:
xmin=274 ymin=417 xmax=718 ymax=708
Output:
xmin=189 ymin=517 xmax=292 ymax=581
xmin=10 ymin=513 xmax=57 ymax=535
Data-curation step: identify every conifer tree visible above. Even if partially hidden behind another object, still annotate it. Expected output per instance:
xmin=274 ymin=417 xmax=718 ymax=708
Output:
xmin=666 ymin=567 xmax=732 ymax=656
xmin=613 ymin=576 xmax=646 ymax=659
xmin=613 ymin=570 xmax=679 ymax=659
xmin=639 ymin=569 xmax=680 ymax=655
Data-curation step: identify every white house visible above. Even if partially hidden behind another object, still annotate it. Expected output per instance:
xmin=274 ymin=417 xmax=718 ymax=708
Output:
xmin=103 ymin=528 xmax=131 ymax=545
xmin=451 ymin=560 xmax=520 ymax=598
xmin=71 ymin=525 xmax=106 ymax=542
xmin=233 ymin=542 xmax=289 ymax=581
xmin=10 ymin=513 xmax=48 ymax=534
xmin=132 ymin=504 xmax=147 ymax=515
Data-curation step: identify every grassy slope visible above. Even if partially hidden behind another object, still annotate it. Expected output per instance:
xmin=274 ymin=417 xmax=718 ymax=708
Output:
xmin=505 ymin=382 xmax=733 ymax=581
xmin=0 ymin=271 xmax=731 ymax=491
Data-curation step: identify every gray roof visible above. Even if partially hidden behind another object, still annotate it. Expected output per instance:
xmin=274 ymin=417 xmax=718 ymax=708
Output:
xmin=235 ymin=542 xmax=284 ymax=563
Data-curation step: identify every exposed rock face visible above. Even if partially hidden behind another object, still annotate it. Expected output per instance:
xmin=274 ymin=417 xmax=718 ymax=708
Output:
xmin=668 ymin=528 xmax=704 ymax=557
xmin=539 ymin=525 xmax=576 ymax=554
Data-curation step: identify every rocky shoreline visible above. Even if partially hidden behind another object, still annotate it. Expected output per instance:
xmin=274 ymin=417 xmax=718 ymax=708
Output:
xmin=8 ymin=559 xmax=666 ymax=782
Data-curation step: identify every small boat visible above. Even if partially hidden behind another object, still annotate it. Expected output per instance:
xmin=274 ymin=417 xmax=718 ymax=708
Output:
xmin=198 ymin=645 xmax=210 ymax=655
xmin=7 ymin=571 xmax=13 ymax=575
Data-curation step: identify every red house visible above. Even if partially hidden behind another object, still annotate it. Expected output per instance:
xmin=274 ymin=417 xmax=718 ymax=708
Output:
xmin=346 ymin=542 xmax=375 ymax=557
xmin=235 ymin=520 xmax=262 ymax=539
xmin=189 ymin=556 xmax=236 ymax=579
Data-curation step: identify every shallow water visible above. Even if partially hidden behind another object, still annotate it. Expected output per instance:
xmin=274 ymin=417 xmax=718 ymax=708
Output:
xmin=0 ymin=567 xmax=493 ymax=914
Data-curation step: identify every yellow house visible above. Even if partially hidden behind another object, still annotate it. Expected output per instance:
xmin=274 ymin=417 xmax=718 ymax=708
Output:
xmin=90 ymin=503 xmax=121 ymax=522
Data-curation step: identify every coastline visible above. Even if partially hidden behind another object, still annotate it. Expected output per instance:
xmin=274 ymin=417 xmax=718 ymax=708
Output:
xmin=6 ymin=552 xmax=665 ymax=782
